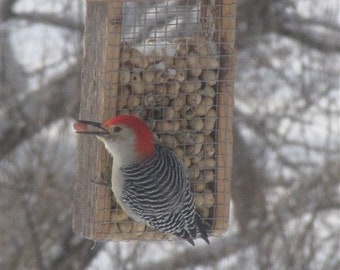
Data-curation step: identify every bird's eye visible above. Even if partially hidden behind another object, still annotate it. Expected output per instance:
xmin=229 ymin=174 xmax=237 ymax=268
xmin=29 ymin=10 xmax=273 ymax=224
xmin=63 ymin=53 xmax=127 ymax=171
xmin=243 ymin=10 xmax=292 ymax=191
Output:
xmin=113 ymin=126 xmax=122 ymax=133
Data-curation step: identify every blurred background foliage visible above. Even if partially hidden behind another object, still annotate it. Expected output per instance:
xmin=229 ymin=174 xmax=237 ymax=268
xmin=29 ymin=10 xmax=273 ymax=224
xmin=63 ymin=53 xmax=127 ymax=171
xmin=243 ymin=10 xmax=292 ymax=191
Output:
xmin=0 ymin=1 xmax=339 ymax=269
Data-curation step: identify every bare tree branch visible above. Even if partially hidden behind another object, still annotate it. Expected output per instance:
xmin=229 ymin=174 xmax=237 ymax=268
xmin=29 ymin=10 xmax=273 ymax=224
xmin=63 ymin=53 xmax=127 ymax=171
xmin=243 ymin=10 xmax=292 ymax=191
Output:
xmin=0 ymin=64 xmax=80 ymax=160
xmin=12 ymin=11 xmax=84 ymax=31
xmin=49 ymin=228 xmax=103 ymax=270
xmin=273 ymin=2 xmax=340 ymax=52
xmin=21 ymin=199 xmax=48 ymax=270
xmin=232 ymin=123 xmax=268 ymax=234
xmin=276 ymin=16 xmax=340 ymax=52
xmin=138 ymin=234 xmax=255 ymax=270
xmin=236 ymin=0 xmax=340 ymax=52
xmin=0 ymin=0 xmax=16 ymax=20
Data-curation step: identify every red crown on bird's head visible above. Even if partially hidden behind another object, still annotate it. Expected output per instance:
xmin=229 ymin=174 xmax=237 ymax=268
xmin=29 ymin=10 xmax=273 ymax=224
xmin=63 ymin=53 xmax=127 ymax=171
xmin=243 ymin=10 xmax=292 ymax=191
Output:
xmin=104 ymin=115 xmax=154 ymax=158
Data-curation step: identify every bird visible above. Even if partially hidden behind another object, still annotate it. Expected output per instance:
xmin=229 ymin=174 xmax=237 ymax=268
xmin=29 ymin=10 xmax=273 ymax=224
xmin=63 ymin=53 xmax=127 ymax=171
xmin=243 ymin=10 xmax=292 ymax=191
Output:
xmin=74 ymin=114 xmax=209 ymax=246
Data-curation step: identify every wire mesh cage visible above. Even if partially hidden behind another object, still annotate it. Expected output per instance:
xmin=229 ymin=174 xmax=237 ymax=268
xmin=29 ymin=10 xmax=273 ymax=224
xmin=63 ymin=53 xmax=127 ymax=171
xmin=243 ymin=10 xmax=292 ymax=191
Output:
xmin=73 ymin=0 xmax=236 ymax=241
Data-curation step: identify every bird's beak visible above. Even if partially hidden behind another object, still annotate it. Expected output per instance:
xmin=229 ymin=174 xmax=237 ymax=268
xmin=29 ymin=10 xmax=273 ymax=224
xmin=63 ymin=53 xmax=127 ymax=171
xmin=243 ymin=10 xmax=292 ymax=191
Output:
xmin=73 ymin=120 xmax=110 ymax=136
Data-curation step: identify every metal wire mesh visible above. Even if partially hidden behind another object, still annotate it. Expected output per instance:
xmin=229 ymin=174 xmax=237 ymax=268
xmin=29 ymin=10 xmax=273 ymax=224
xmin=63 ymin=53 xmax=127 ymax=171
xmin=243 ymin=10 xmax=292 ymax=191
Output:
xmin=74 ymin=0 xmax=236 ymax=242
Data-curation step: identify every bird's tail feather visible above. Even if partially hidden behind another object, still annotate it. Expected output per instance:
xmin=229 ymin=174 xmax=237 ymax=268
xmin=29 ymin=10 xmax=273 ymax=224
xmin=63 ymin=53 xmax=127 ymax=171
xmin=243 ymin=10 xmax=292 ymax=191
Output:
xmin=195 ymin=213 xmax=210 ymax=244
xmin=175 ymin=230 xmax=195 ymax=246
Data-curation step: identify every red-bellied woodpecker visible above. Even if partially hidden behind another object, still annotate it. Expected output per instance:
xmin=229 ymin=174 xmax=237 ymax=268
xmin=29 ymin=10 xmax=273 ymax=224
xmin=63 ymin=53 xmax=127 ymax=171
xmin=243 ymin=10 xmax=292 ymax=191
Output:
xmin=74 ymin=115 xmax=209 ymax=246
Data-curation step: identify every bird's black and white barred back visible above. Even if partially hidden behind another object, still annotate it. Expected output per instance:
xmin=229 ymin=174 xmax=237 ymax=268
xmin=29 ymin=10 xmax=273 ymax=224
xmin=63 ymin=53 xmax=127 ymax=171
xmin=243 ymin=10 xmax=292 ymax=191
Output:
xmin=121 ymin=142 xmax=209 ymax=245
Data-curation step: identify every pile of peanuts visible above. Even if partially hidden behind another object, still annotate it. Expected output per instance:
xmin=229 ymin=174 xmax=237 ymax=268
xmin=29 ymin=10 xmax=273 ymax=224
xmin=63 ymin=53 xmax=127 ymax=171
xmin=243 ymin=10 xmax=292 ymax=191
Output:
xmin=113 ymin=36 xmax=219 ymax=234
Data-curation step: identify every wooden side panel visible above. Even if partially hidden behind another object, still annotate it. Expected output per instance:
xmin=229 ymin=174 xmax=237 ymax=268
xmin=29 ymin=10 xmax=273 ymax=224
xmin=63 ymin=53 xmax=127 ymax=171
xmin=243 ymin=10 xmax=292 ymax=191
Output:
xmin=213 ymin=0 xmax=236 ymax=234
xmin=73 ymin=1 xmax=108 ymax=239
